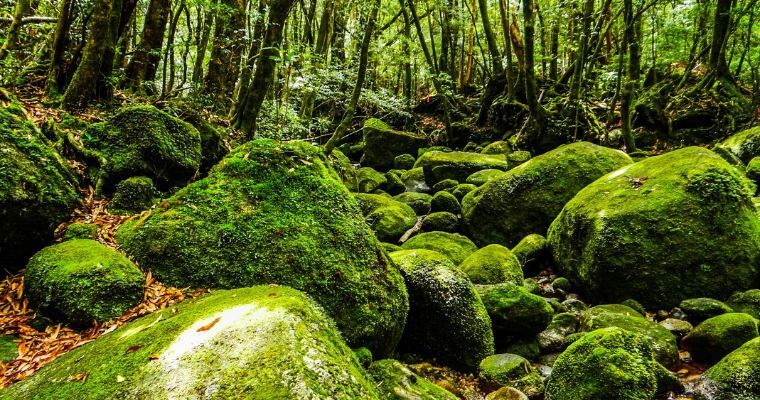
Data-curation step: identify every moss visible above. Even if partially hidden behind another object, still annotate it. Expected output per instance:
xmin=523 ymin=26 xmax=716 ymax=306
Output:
xmin=421 ymin=212 xmax=459 ymax=233
xmin=1 ymin=286 xmax=380 ymax=399
xmin=552 ymin=277 xmax=571 ymax=292
xmin=355 ymin=193 xmax=417 ymax=241
xmin=693 ymin=336 xmax=760 ymax=400
xmin=727 ymin=289 xmax=760 ymax=319
xmin=400 ymin=231 xmax=477 ymax=264
xmin=82 ymin=106 xmax=201 ymax=191
xmin=715 ymin=126 xmax=760 ymax=164
xmin=430 ymin=191 xmax=460 ymax=214
xmin=745 ymin=157 xmax=760 ymax=190
xmin=414 ymin=151 xmax=510 ymax=185
xmin=109 ymin=176 xmax=157 ymax=214
xmin=481 ymin=141 xmax=513 ymax=155
xmin=548 ymin=147 xmax=760 ymax=308
xmin=63 ymin=223 xmax=99 ymax=240
xmin=680 ymin=298 xmax=734 ymax=322
xmin=329 ymin=149 xmax=359 ymax=192
xmin=580 ymin=304 xmax=679 ymax=368
xmin=464 ymin=142 xmax=633 ymax=247
xmin=538 ymin=312 xmax=580 ymax=353
xmin=544 ymin=328 xmax=678 ymax=400
xmin=511 ymin=234 xmax=550 ymax=274
xmin=25 ymin=239 xmax=144 ymax=326
xmin=383 ymin=172 xmax=407 ymax=195
xmin=0 ymin=104 xmax=79 ymax=269
xmin=173 ymin=107 xmax=228 ymax=173
xmin=479 ymin=353 xmax=543 ymax=397
xmin=682 ymin=312 xmax=759 ymax=363
xmin=393 ymin=192 xmax=432 ymax=215
xmin=418 ymin=146 xmax=452 ymax=158
xmin=115 ymin=139 xmax=408 ymax=357
xmin=466 ymin=169 xmax=506 ymax=186
xmin=0 ymin=335 xmax=18 ymax=363
xmin=362 ymin=118 xmax=429 ymax=170
xmin=507 ymin=150 xmax=532 ymax=165
xmin=460 ymin=244 xmax=523 ymax=285
xmin=451 ymin=183 xmax=478 ymax=201
xmin=395 ymin=154 xmax=416 ymax=170
xmin=431 ymin=178 xmax=458 ymax=193
xmin=354 ymin=347 xmax=373 ymax=368
xmin=401 ymin=167 xmax=428 ymax=192
xmin=389 ymin=249 xmax=494 ymax=370
xmin=477 ymin=283 xmax=553 ymax=336
xmin=357 ymin=166 xmax=387 ymax=193
xmin=501 ymin=337 xmax=541 ymax=361
xmin=368 ymin=359 xmax=458 ymax=400
xmin=486 ymin=387 xmax=529 ymax=400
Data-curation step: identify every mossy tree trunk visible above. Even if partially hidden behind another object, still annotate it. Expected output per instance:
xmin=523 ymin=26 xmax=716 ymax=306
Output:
xmin=475 ymin=0 xmax=506 ymax=126
xmin=46 ymin=0 xmax=74 ymax=94
xmin=620 ymin=0 xmax=639 ymax=152
xmin=124 ymin=0 xmax=171 ymax=92
xmin=233 ymin=0 xmax=267 ymax=114
xmin=191 ymin=7 xmax=214 ymax=90
xmin=204 ymin=0 xmax=247 ymax=110
xmin=522 ymin=0 xmax=546 ymax=147
xmin=0 ymin=0 xmax=31 ymax=60
xmin=299 ymin=0 xmax=335 ymax=120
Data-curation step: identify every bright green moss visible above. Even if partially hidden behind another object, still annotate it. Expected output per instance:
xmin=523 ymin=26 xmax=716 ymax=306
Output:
xmin=414 ymin=151 xmax=509 ymax=185
xmin=357 ymin=166 xmax=387 ymax=193
xmin=0 ymin=335 xmax=18 ymax=363
xmin=451 ymin=183 xmax=477 ymax=201
xmin=25 ymin=239 xmax=144 ymax=326
xmin=693 ymin=336 xmax=760 ymax=400
xmin=476 ymin=283 xmax=553 ymax=336
xmin=1 ymin=286 xmax=380 ymax=399
xmin=329 ymin=149 xmax=359 ymax=192
xmin=400 ymin=231 xmax=477 ymax=264
xmin=680 ymin=297 xmax=734 ymax=321
xmin=479 ymin=353 xmax=543 ymax=397
xmin=116 ymin=139 xmax=408 ymax=357
xmin=715 ymin=126 xmax=760 ymax=164
xmin=62 ymin=223 xmax=99 ymax=240
xmin=466 ymin=169 xmax=506 ymax=186
xmin=745 ymin=157 xmax=760 ymax=191
xmin=511 ymin=233 xmax=550 ymax=273
xmin=368 ymin=359 xmax=458 ymax=400
xmin=481 ymin=141 xmax=513 ymax=155
xmin=421 ymin=211 xmax=459 ymax=233
xmin=464 ymin=142 xmax=633 ymax=247
xmin=430 ymin=190 xmax=460 ymax=214
xmin=727 ymin=289 xmax=760 ymax=319
xmin=355 ymin=193 xmax=417 ymax=241
xmin=394 ymin=154 xmax=417 ymax=170
xmin=82 ymin=105 xmax=201 ymax=191
xmin=431 ymin=178 xmax=458 ymax=193
xmin=580 ymin=304 xmax=679 ymax=368
xmin=393 ymin=192 xmax=432 ymax=215
xmin=460 ymin=244 xmax=523 ymax=285
xmin=362 ymin=118 xmax=428 ymax=170
xmin=507 ymin=150 xmax=532 ymax=165
xmin=109 ymin=176 xmax=156 ymax=214
xmin=548 ymin=147 xmax=760 ymax=308
xmin=0 ymin=104 xmax=79 ymax=268
xmin=401 ymin=167 xmax=428 ymax=192
xmin=545 ymin=328 xmax=678 ymax=400
xmin=682 ymin=312 xmax=759 ymax=363
xmin=389 ymin=249 xmax=494 ymax=370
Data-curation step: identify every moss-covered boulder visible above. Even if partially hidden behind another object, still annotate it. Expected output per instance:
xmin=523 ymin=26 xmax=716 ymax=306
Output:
xmin=538 ymin=312 xmax=580 ymax=353
xmin=745 ymin=157 xmax=760 ymax=189
xmin=368 ymin=359 xmax=458 ymax=400
xmin=680 ymin=297 xmax=734 ymax=322
xmin=357 ymin=166 xmax=387 ymax=193
xmin=727 ymin=289 xmax=760 ymax=319
xmin=479 ymin=353 xmax=543 ymax=397
xmin=466 ymin=169 xmax=506 ymax=186
xmin=691 ymin=337 xmax=760 ymax=400
xmin=355 ymin=193 xmax=417 ymax=241
xmin=395 ymin=154 xmax=417 ymax=170
xmin=481 ymin=141 xmax=513 ymax=155
xmin=421 ymin=212 xmax=459 ymax=233
xmin=451 ymin=183 xmax=478 ymax=201
xmin=400 ymin=231 xmax=477 ymax=264
xmin=401 ymin=167 xmax=428 ymax=192
xmin=430 ymin=190 xmax=460 ymax=214
xmin=25 ymin=239 xmax=144 ymax=326
xmin=414 ymin=151 xmax=510 ymax=185
xmin=0 ymin=104 xmax=79 ymax=268
xmin=545 ymin=328 xmax=679 ymax=400
xmin=394 ymin=192 xmax=432 ymax=215
xmin=83 ymin=106 xmax=201 ymax=191
xmin=511 ymin=234 xmax=550 ymax=274
xmin=682 ymin=312 xmax=759 ymax=363
xmin=389 ymin=249 xmax=494 ymax=370
xmin=548 ymin=147 xmax=760 ymax=308
xmin=464 ymin=142 xmax=633 ymax=247
xmin=116 ymin=139 xmax=408 ymax=357
xmin=329 ymin=149 xmax=359 ymax=192
xmin=431 ymin=178 xmax=458 ymax=193
xmin=486 ymin=387 xmax=529 ymax=400
xmin=109 ymin=176 xmax=156 ymax=214
xmin=715 ymin=126 xmax=760 ymax=164
xmin=460 ymin=244 xmax=523 ymax=285
xmin=477 ymin=283 xmax=553 ymax=336
xmin=1 ymin=286 xmax=380 ymax=399
xmin=580 ymin=304 xmax=679 ymax=368
xmin=169 ymin=105 xmax=229 ymax=172
xmin=62 ymin=223 xmax=99 ymax=240
xmin=362 ymin=119 xmax=428 ymax=170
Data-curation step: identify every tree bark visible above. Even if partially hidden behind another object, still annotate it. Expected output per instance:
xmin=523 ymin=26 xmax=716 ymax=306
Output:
xmin=478 ymin=0 xmax=504 ymax=76
xmin=522 ymin=0 xmax=545 ymax=146
xmin=124 ymin=0 xmax=171 ymax=91
xmin=46 ymin=0 xmax=74 ymax=93
xmin=620 ymin=0 xmax=639 ymax=152
xmin=0 ymin=0 xmax=31 ymax=60
xmin=204 ymin=0 xmax=247 ymax=109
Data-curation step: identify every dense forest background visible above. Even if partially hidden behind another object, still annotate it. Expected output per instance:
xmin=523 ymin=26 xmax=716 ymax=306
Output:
xmin=0 ymin=0 xmax=758 ymax=150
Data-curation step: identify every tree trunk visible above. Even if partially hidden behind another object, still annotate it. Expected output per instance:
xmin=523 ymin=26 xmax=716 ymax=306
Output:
xmin=46 ymin=0 xmax=74 ymax=93
xmin=620 ymin=0 xmax=639 ymax=152
xmin=0 ymin=0 xmax=31 ymax=60
xmin=124 ymin=0 xmax=171 ymax=91
xmin=478 ymin=0 xmax=504 ymax=76
xmin=192 ymin=7 xmax=214 ymax=90
xmin=522 ymin=0 xmax=545 ymax=146
xmin=204 ymin=0 xmax=247 ymax=109
xmin=708 ymin=0 xmax=732 ymax=78
xmin=299 ymin=0 xmax=334 ymax=120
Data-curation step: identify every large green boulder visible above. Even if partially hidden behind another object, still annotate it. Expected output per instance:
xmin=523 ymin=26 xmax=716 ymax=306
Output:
xmin=682 ymin=312 xmax=759 ymax=363
xmin=368 ymin=359 xmax=458 ymax=400
xmin=393 ymin=192 xmax=432 ymax=215
xmin=727 ymin=289 xmax=760 ymax=319
xmin=477 ymin=283 xmax=553 ymax=336
xmin=116 ymin=139 xmax=408 ymax=357
xmin=109 ymin=176 xmax=156 ymax=214
xmin=355 ymin=193 xmax=417 ymax=241
xmin=400 ymin=231 xmax=478 ymax=264
xmin=83 ymin=105 xmax=201 ymax=191
xmin=466 ymin=169 xmax=506 ymax=186
xmin=0 ymin=286 xmax=380 ymax=399
xmin=0 ymin=104 xmax=79 ymax=268
xmin=692 ymin=337 xmax=760 ymax=400
xmin=414 ymin=151 xmax=510 ymax=185
xmin=580 ymin=304 xmax=679 ymax=368
xmin=362 ymin=119 xmax=428 ymax=170
xmin=479 ymin=353 xmax=543 ymax=397
xmin=680 ymin=297 xmax=734 ymax=322
xmin=25 ymin=239 xmax=143 ymax=326
xmin=715 ymin=126 xmax=760 ymax=164
xmin=389 ymin=249 xmax=494 ymax=370
xmin=464 ymin=142 xmax=633 ymax=247
xmin=545 ymin=328 xmax=679 ymax=400
xmin=460 ymin=244 xmax=523 ymax=285
xmin=548 ymin=147 xmax=760 ymax=308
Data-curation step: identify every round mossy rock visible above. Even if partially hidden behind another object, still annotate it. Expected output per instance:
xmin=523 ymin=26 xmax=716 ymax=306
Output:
xmin=430 ymin=190 xmax=461 ymax=214
xmin=0 ymin=286 xmax=381 ymax=399
xmin=544 ymin=328 xmax=679 ymax=400
xmin=362 ymin=118 xmax=428 ymax=170
xmin=63 ymin=223 xmax=99 ymax=240
xmin=479 ymin=353 xmax=544 ymax=397
xmin=691 ymin=336 xmax=760 ymax=400
xmin=715 ymin=126 xmax=760 ymax=164
xmin=431 ymin=178 xmax=458 ymax=193
xmin=357 ymin=166 xmax=387 ymax=193
xmin=548 ymin=146 xmax=760 ymax=308
xmin=116 ymin=139 xmax=408 ymax=357
xmin=355 ymin=193 xmax=417 ymax=241
xmin=466 ymin=169 xmax=506 ymax=186
xmin=109 ymin=176 xmax=156 ymax=214
xmin=451 ymin=183 xmax=478 ymax=201
xmin=395 ymin=154 xmax=417 ymax=170
xmin=401 ymin=167 xmax=428 ymax=192
xmin=511 ymin=234 xmax=550 ymax=273
xmin=682 ymin=312 xmax=759 ymax=363
xmin=476 ymin=283 xmax=553 ymax=336
xmin=421 ymin=212 xmax=459 ymax=233
xmin=481 ymin=141 xmax=513 ymax=155
xmin=394 ymin=192 xmax=432 ymax=215
xmin=25 ymin=239 xmax=144 ymax=326
xmin=745 ymin=157 xmax=760 ymax=189
xmin=464 ymin=142 xmax=633 ymax=247
xmin=368 ymin=359 xmax=458 ymax=400
xmin=400 ymin=231 xmax=477 ymax=264
xmin=727 ymin=289 xmax=760 ymax=319
xmin=414 ymin=151 xmax=510 ymax=185
xmin=389 ymin=249 xmax=494 ymax=370
xmin=680 ymin=297 xmax=734 ymax=322
xmin=460 ymin=244 xmax=523 ymax=285
xmin=0 ymin=104 xmax=79 ymax=269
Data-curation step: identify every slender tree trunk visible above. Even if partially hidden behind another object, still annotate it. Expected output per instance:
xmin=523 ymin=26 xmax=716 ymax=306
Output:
xmin=192 ymin=7 xmax=214 ymax=89
xmin=0 ymin=0 xmax=31 ymax=60
xmin=233 ymin=0 xmax=267 ymax=112
xmin=708 ymin=0 xmax=732 ymax=78
xmin=478 ymin=0 xmax=504 ymax=75
xmin=46 ymin=0 xmax=74 ymax=93
xmin=204 ymin=0 xmax=247 ymax=109
xmin=569 ymin=0 xmax=593 ymax=102
xmin=499 ymin=0 xmax=515 ymax=97
xmin=522 ymin=0 xmax=545 ymax=145
xmin=299 ymin=0 xmax=334 ymax=120
xmin=549 ymin=22 xmax=559 ymax=81
xmin=124 ymin=0 xmax=171 ymax=91
xmin=620 ymin=0 xmax=638 ymax=152
xmin=97 ymin=0 xmax=126 ymax=99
